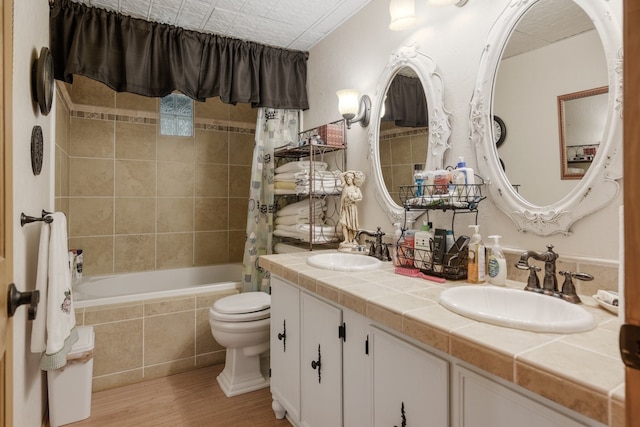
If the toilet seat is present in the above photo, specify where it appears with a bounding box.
[210,292,271,322]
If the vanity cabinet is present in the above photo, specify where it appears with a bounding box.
[452,365,591,427]
[371,327,449,427]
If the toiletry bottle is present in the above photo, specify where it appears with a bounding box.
[422,170,435,197]
[433,169,450,195]
[487,235,507,286]
[414,164,425,197]
[467,225,485,284]
[414,221,432,270]
[445,229,455,253]
[452,157,475,202]
[404,230,416,268]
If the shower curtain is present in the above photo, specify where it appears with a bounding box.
[242,109,300,293]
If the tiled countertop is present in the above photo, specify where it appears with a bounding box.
[259,250,625,427]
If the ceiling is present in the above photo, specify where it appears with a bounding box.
[73,0,372,51]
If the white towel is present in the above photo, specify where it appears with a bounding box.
[277,198,326,216]
[31,212,78,371]
[275,160,328,174]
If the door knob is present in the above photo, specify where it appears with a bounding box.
[7,283,40,320]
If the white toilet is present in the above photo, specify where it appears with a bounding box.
[208,291,271,397]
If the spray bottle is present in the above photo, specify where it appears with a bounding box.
[487,235,507,286]
[467,225,485,283]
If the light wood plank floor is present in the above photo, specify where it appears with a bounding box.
[68,365,291,426]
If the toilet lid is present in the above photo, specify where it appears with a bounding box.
[213,292,271,315]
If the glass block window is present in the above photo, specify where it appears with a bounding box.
[160,93,193,137]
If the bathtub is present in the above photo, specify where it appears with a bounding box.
[73,264,243,308]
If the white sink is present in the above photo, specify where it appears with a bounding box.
[307,253,382,272]
[438,286,596,333]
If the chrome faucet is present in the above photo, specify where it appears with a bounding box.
[516,244,559,295]
[355,227,391,261]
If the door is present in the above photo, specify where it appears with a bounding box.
[0,0,12,425]
[624,2,640,426]
[342,308,371,427]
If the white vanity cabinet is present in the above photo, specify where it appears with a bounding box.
[270,277,301,423]
[342,308,372,427]
[452,365,592,427]
[370,327,449,427]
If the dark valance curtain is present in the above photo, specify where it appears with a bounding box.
[49,0,309,109]
[382,75,428,127]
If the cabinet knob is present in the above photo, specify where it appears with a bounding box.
[311,344,322,383]
[278,320,286,351]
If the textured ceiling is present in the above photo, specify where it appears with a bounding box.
[73,0,372,51]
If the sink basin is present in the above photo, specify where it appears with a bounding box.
[438,286,596,333]
[307,253,382,272]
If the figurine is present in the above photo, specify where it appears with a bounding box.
[339,170,365,248]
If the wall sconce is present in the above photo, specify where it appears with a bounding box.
[427,0,468,6]
[389,0,416,31]
[336,89,371,129]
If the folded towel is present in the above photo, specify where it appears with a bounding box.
[276,223,337,235]
[275,160,328,174]
[277,198,326,216]
[31,212,78,371]
[274,228,339,243]
[274,172,299,182]
[275,212,324,226]
[274,181,297,190]
[275,189,298,195]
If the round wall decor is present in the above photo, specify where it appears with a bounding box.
[31,125,43,175]
[32,47,54,116]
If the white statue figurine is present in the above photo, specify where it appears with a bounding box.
[339,170,365,248]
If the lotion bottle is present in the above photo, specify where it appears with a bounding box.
[467,225,485,284]
[487,235,507,286]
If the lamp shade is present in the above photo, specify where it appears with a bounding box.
[389,0,416,31]
[336,89,360,118]
[427,0,468,6]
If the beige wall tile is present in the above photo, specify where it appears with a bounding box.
[391,163,413,188]
[115,198,156,234]
[228,230,246,263]
[196,307,223,354]
[228,197,248,230]
[390,136,412,165]
[114,235,156,272]
[229,103,257,123]
[115,160,156,197]
[69,158,114,196]
[145,296,195,316]
[70,75,116,108]
[158,134,194,162]
[70,118,115,158]
[379,139,392,166]
[196,351,226,368]
[410,133,429,164]
[84,303,143,324]
[115,122,157,160]
[195,198,228,231]
[195,289,239,309]
[55,92,70,153]
[92,369,144,392]
[195,129,228,164]
[144,358,196,381]
[195,164,228,197]
[68,236,114,275]
[229,165,250,197]
[116,92,157,112]
[228,133,254,165]
[69,198,114,237]
[92,319,143,376]
[194,231,229,265]
[157,198,194,232]
[194,97,229,120]
[144,311,195,365]
[157,233,194,269]
[157,161,195,197]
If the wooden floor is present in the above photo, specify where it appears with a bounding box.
[68,365,291,427]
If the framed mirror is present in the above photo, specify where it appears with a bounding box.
[368,44,452,225]
[470,0,622,236]
[558,86,608,180]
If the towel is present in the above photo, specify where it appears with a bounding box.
[275,160,328,174]
[275,212,324,226]
[31,212,78,371]
[277,198,326,217]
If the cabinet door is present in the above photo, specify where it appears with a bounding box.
[300,292,343,427]
[342,308,371,427]
[270,277,301,423]
[452,365,590,427]
[371,327,449,427]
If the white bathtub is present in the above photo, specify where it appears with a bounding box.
[73,264,243,308]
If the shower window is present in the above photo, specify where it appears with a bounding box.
[160,93,193,137]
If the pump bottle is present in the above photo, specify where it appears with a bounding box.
[467,224,485,283]
[487,235,507,286]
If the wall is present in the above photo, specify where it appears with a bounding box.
[12,1,53,426]
[55,76,255,275]
[305,0,622,271]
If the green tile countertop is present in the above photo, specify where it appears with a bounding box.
[259,250,625,427]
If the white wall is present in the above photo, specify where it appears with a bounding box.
[306,0,622,262]
[12,0,54,425]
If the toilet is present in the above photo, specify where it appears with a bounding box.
[208,291,271,397]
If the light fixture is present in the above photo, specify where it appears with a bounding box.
[336,89,371,129]
[427,0,468,6]
[389,0,416,31]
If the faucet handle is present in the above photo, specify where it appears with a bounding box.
[558,271,592,304]
[523,265,542,293]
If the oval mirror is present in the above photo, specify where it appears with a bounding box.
[470,0,622,235]
[369,45,452,225]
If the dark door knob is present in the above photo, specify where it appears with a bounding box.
[7,283,40,320]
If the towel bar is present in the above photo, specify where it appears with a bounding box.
[20,210,53,227]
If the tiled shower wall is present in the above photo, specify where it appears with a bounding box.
[55,76,256,275]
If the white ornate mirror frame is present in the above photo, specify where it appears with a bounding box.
[368,44,452,225]
[470,0,623,236]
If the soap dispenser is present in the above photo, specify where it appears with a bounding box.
[487,235,507,286]
[467,225,485,284]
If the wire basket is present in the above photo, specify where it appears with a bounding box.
[394,242,468,280]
